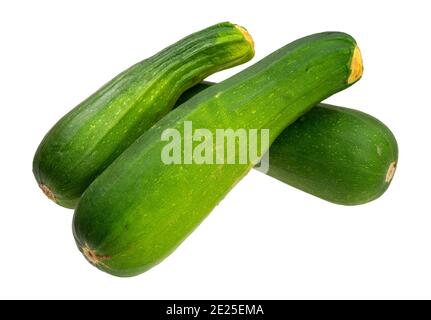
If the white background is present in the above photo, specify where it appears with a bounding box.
[1,0,430,299]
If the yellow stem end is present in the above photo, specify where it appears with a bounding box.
[235,24,254,49]
[348,46,363,84]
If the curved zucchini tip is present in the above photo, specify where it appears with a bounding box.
[348,46,363,84]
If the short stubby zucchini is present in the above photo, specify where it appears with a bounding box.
[177,82,398,205]
[33,22,255,208]
[73,32,363,276]
[261,104,398,205]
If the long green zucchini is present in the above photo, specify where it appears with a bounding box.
[176,82,398,205]
[33,22,255,208]
[73,32,363,276]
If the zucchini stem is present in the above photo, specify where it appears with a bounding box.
[385,161,397,183]
[39,183,56,203]
[82,244,110,267]
[234,24,254,49]
[348,46,363,84]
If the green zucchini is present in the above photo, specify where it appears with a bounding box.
[33,22,255,208]
[262,104,397,205]
[73,32,363,276]
[176,82,398,205]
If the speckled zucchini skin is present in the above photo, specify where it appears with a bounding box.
[33,22,254,208]
[177,82,398,205]
[73,32,362,276]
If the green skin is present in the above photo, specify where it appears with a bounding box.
[33,22,255,208]
[73,32,360,277]
[177,82,398,205]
